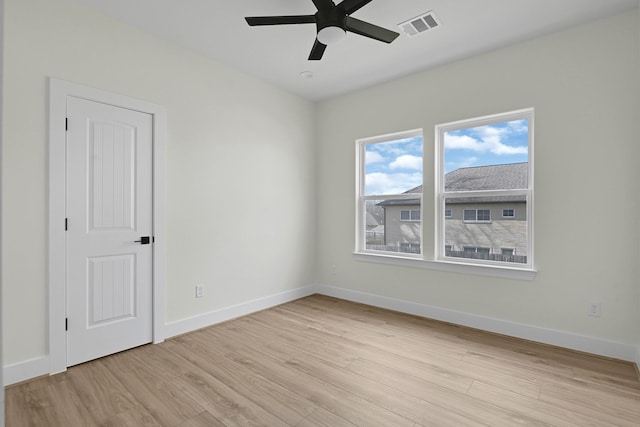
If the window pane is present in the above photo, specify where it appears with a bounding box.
[440,112,532,266]
[364,136,423,196]
[366,199,421,254]
[477,209,491,221]
[446,199,528,264]
[444,119,528,182]
[463,209,476,221]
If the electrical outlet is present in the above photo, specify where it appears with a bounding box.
[588,302,601,317]
[195,284,205,298]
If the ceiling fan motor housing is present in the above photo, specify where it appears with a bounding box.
[316,5,347,32]
[316,4,347,44]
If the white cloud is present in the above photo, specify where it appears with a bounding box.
[365,172,422,195]
[365,151,385,164]
[444,128,527,156]
[390,154,423,170]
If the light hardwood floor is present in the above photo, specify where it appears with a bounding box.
[6,295,640,426]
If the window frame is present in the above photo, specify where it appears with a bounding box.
[435,108,534,270]
[354,109,535,280]
[355,129,423,258]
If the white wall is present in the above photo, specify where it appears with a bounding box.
[0,0,4,420]
[317,11,640,355]
[2,0,316,368]
[637,0,640,370]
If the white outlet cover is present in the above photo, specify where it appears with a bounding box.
[196,284,205,298]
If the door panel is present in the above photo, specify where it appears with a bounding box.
[88,121,136,231]
[66,96,153,367]
[88,255,135,325]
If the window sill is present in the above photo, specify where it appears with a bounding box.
[353,252,537,281]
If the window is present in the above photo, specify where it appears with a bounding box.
[355,109,534,276]
[356,129,423,256]
[463,209,491,222]
[436,108,533,268]
[400,209,420,221]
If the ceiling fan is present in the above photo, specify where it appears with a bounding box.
[245,0,400,60]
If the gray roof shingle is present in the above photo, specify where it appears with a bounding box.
[377,163,528,206]
[445,163,527,191]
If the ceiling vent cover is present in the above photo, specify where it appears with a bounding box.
[398,11,440,37]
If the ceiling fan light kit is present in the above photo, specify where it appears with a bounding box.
[317,26,347,45]
[245,0,400,60]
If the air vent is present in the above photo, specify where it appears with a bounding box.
[398,11,440,37]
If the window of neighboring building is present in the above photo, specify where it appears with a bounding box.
[400,209,420,221]
[436,108,533,268]
[463,209,491,222]
[444,209,452,218]
[356,129,423,256]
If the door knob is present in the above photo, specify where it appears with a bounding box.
[134,236,151,245]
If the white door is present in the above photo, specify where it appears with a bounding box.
[66,96,153,367]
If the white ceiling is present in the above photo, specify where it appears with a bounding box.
[80,0,638,101]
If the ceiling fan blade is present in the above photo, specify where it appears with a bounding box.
[312,0,335,10]
[345,16,399,43]
[308,39,327,60]
[339,0,374,15]
[245,15,316,26]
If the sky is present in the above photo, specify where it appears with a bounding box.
[364,119,529,195]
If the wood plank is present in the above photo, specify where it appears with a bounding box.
[100,349,205,426]
[295,407,358,427]
[6,295,640,427]
[99,405,162,427]
[167,333,317,425]
[171,370,291,427]
[65,359,137,423]
[226,347,415,427]
[175,411,226,427]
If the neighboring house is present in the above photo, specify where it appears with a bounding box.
[378,163,528,262]
[365,203,386,245]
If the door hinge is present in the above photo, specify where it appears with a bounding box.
[65,318,68,331]
[65,117,68,131]
[65,218,68,231]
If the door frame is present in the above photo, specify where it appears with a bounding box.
[48,78,166,375]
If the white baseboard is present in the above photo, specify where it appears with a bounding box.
[3,356,50,387]
[163,284,316,339]
[316,284,638,363]
[635,346,640,379]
